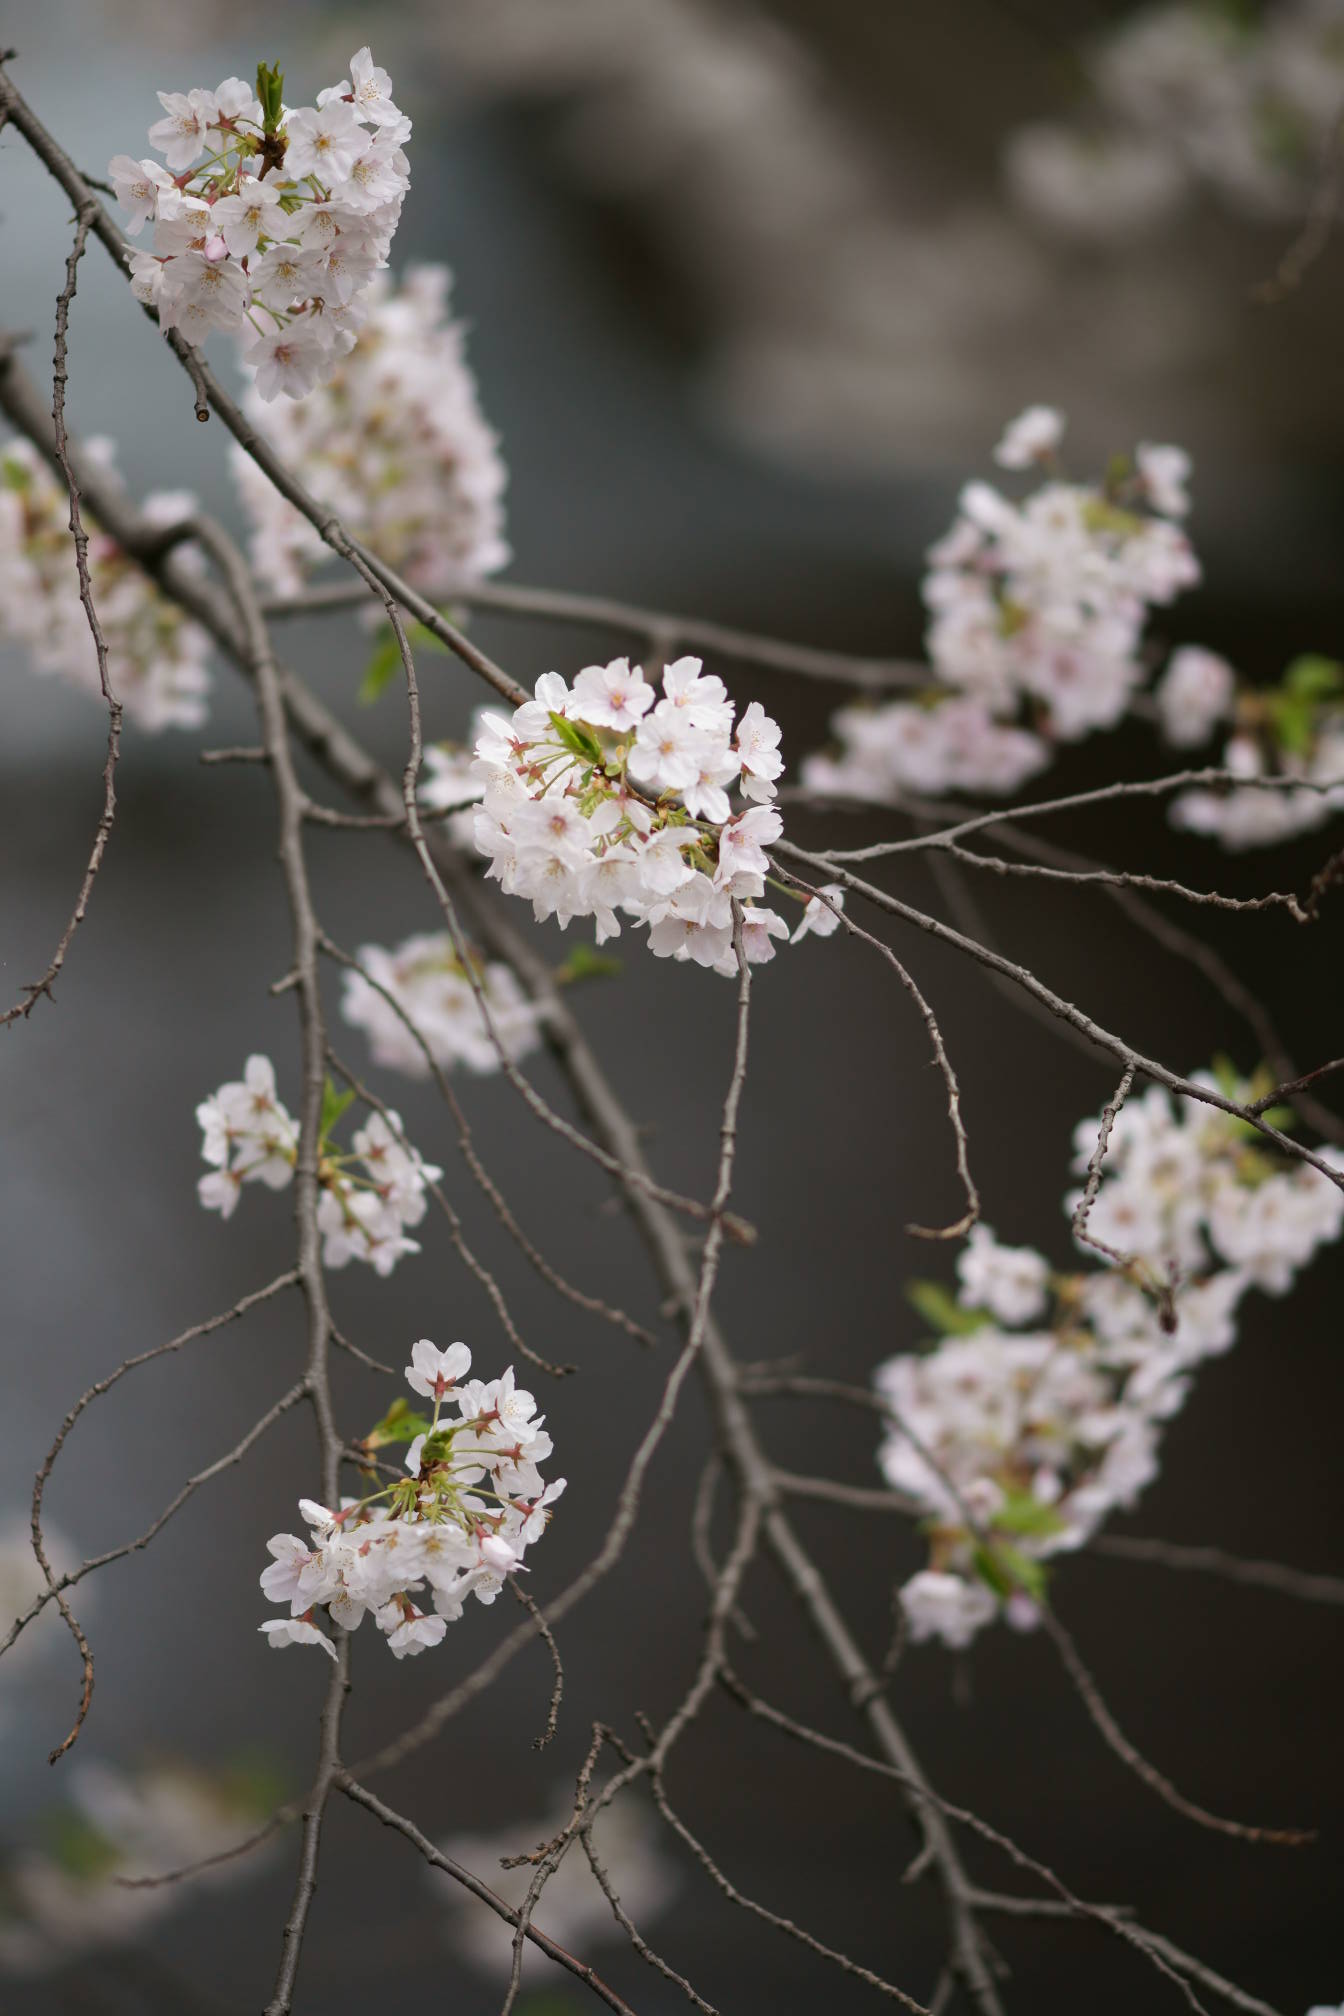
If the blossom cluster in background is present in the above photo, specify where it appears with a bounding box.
[0,437,212,730]
[196,1055,440,1275]
[801,406,1344,851]
[471,655,837,972]
[260,1339,565,1660]
[804,407,1199,802]
[434,1795,676,1975]
[111,49,410,398]
[1064,1068,1344,1293]
[0,1760,276,1973]
[340,931,545,1077]
[232,265,508,599]
[1167,653,1344,850]
[880,1070,1344,1650]
[1005,1,1344,245]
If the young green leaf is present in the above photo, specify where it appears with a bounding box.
[993,1491,1069,1540]
[319,1076,358,1144]
[555,944,624,985]
[548,711,603,764]
[906,1279,991,1336]
[364,1397,432,1449]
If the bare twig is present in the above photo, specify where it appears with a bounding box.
[338,1775,640,2014]
[511,1583,565,1750]
[776,841,1344,1194]
[1091,1535,1344,1606]
[771,863,979,1238]
[320,940,657,1349]
[2,207,121,1031]
[1041,1609,1313,1846]
[261,575,927,692]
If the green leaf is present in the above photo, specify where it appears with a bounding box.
[358,630,404,706]
[256,61,285,134]
[1081,498,1146,540]
[1210,1053,1243,1100]
[971,1542,1048,1605]
[1283,654,1344,701]
[357,619,454,705]
[364,1397,432,1449]
[319,1076,357,1144]
[992,1491,1069,1540]
[1256,1104,1295,1132]
[555,944,623,986]
[218,1753,290,1817]
[905,1280,991,1336]
[548,711,603,764]
[1264,690,1316,758]
[48,1812,120,1882]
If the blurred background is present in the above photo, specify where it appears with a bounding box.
[2,1,1342,2010]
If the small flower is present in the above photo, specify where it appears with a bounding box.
[791,885,845,942]
[405,1338,472,1401]
[1136,442,1191,518]
[993,405,1064,469]
[259,1616,338,1660]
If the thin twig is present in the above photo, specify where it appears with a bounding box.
[1091,1535,1344,1606]
[2,206,121,1031]
[776,841,1344,1194]
[1041,1609,1313,1846]
[261,576,926,692]
[771,863,979,1238]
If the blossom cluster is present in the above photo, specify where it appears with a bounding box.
[925,407,1198,738]
[0,1760,275,1973]
[803,408,1199,804]
[471,655,838,971]
[800,692,1049,805]
[340,932,545,1078]
[110,50,409,399]
[231,264,508,599]
[1165,653,1344,850]
[1064,1069,1344,1294]
[260,1338,565,1660]
[0,436,212,730]
[879,1070,1344,1651]
[196,1054,440,1275]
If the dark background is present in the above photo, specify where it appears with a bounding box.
[2,3,1342,2011]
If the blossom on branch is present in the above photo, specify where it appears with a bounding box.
[231,265,508,599]
[259,1339,565,1658]
[196,1055,441,1274]
[471,655,826,971]
[339,932,545,1077]
[0,437,212,730]
[110,50,410,398]
[875,1071,1344,1648]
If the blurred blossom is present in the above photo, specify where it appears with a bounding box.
[1008,0,1344,237]
[1003,123,1189,244]
[433,1792,677,1973]
[0,1519,83,1686]
[0,1759,278,1973]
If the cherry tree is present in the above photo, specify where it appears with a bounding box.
[1,39,1342,2016]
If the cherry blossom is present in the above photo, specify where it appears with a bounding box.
[258,1338,564,1660]
[110,50,411,400]
[232,265,508,600]
[196,1057,440,1274]
[0,436,212,730]
[339,931,544,1077]
[877,1064,1344,1649]
[471,655,832,969]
